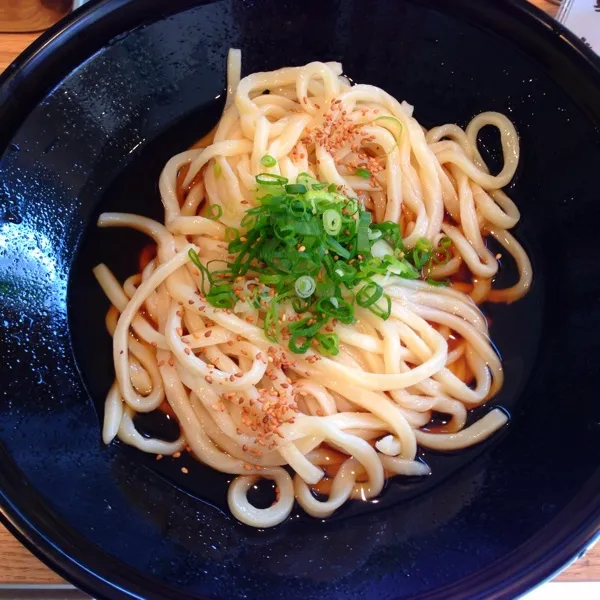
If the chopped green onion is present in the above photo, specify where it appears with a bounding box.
[274,221,296,243]
[213,162,222,178]
[356,282,383,308]
[331,261,357,283]
[225,227,239,242]
[415,238,432,252]
[240,212,257,229]
[285,183,307,194]
[325,236,351,259]
[368,293,392,319]
[292,297,311,313]
[190,174,451,355]
[374,116,403,142]
[207,291,235,308]
[187,248,213,296]
[357,257,386,278]
[206,204,223,221]
[289,316,323,337]
[386,256,420,279]
[263,299,280,342]
[431,236,453,265]
[426,278,450,287]
[315,296,354,324]
[259,273,285,285]
[297,172,320,189]
[188,248,203,270]
[410,237,433,269]
[323,209,342,235]
[260,154,277,167]
[315,333,339,356]
[288,334,312,354]
[370,239,394,258]
[356,211,372,254]
[432,248,451,265]
[263,292,291,342]
[295,275,316,299]
[256,173,288,186]
[355,167,371,178]
[370,222,404,252]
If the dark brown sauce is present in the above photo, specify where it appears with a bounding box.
[134,409,180,442]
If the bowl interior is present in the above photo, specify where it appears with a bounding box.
[1,1,599,599]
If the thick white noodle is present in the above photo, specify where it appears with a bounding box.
[94,50,529,528]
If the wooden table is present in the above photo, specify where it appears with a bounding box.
[0,0,598,590]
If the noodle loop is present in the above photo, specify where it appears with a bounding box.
[94,50,530,527]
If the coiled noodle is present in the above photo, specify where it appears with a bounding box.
[94,50,531,527]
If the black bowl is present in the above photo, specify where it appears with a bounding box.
[1,1,599,598]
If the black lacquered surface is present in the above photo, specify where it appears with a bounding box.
[0,1,599,599]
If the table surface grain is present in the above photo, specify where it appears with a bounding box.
[1,0,598,589]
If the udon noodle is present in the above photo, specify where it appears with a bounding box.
[94,49,532,527]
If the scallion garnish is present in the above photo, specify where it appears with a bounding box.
[374,116,403,140]
[368,293,392,319]
[225,227,239,242]
[295,275,316,299]
[315,333,339,356]
[323,209,342,236]
[260,154,277,167]
[193,175,452,355]
[285,183,307,195]
[356,211,372,254]
[188,247,203,270]
[425,278,450,287]
[256,173,288,186]
[355,167,371,178]
[356,281,384,308]
[206,204,223,221]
